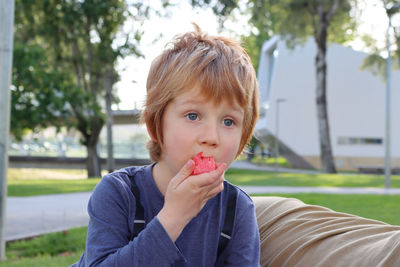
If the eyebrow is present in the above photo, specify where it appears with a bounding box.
[177,99,244,114]
[178,99,204,106]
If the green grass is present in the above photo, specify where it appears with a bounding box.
[8,179,101,197]
[8,168,89,180]
[7,168,101,196]
[254,193,400,226]
[1,227,87,266]
[225,169,400,188]
[251,156,292,167]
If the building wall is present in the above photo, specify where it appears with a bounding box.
[256,37,400,170]
[304,155,400,171]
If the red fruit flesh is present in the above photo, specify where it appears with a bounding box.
[192,152,216,175]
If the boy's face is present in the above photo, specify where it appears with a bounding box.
[159,85,244,178]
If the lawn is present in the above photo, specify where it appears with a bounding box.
[225,168,400,188]
[1,227,86,266]
[8,178,100,197]
[7,168,100,196]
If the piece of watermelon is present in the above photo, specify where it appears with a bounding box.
[192,152,216,175]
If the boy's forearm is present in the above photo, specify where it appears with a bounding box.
[157,207,191,242]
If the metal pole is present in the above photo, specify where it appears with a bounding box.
[275,98,286,172]
[274,100,279,171]
[384,13,392,189]
[105,72,115,173]
[0,0,15,261]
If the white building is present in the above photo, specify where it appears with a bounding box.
[256,36,400,171]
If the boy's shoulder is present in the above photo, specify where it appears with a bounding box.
[223,181,255,212]
[94,164,153,196]
[224,181,253,202]
[103,164,152,181]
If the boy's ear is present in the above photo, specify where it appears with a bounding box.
[145,120,157,143]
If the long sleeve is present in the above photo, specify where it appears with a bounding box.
[82,174,186,266]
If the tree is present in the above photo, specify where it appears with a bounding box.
[361,0,400,77]
[11,42,72,140]
[13,0,149,177]
[193,0,358,173]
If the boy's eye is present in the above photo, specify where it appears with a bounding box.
[186,113,198,121]
[223,119,234,127]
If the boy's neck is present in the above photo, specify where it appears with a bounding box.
[152,161,172,196]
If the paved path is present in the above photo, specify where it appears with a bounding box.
[230,161,321,174]
[6,192,90,241]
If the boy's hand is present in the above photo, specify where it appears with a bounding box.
[157,160,226,242]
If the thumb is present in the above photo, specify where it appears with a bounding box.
[171,159,195,187]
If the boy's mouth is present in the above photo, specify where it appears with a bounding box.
[191,152,217,175]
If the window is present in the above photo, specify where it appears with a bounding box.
[338,137,383,145]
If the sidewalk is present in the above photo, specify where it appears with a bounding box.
[6,192,90,241]
[230,160,321,174]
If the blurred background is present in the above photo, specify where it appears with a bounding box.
[6,0,400,177]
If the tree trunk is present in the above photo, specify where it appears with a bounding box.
[86,136,101,178]
[83,113,104,178]
[315,12,337,173]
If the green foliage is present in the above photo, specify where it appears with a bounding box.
[7,227,87,258]
[199,0,357,70]
[190,0,239,18]
[11,42,72,140]
[0,252,83,267]
[360,0,400,78]
[1,227,87,266]
[13,0,152,176]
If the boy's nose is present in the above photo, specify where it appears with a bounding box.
[199,122,219,147]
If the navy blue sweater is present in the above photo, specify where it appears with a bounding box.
[73,164,260,266]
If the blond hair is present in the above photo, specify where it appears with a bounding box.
[142,24,259,162]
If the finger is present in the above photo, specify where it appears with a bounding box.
[170,159,195,187]
[193,163,226,187]
[205,180,224,199]
[204,169,224,193]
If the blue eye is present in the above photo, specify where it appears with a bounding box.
[187,113,198,121]
[224,119,234,127]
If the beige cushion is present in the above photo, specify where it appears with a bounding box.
[252,196,400,267]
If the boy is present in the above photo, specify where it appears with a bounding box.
[73,24,260,266]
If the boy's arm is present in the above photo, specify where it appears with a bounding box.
[83,175,185,266]
[83,162,226,266]
[157,160,226,241]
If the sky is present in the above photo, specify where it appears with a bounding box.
[115,1,226,110]
[115,0,392,111]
